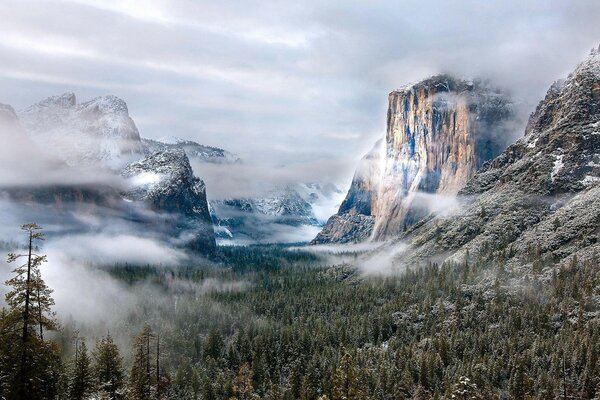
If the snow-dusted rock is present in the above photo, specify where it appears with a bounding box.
[122,149,216,253]
[19,92,143,169]
[142,136,239,164]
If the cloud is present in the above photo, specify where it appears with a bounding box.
[47,233,185,266]
[192,158,356,200]
[2,0,598,183]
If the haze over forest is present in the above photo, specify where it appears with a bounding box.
[0,1,600,399]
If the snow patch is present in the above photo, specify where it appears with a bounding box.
[551,154,564,182]
[129,171,164,187]
[526,137,538,149]
[582,175,600,186]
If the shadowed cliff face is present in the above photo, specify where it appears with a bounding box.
[313,75,514,244]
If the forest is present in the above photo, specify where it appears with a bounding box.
[1,224,600,400]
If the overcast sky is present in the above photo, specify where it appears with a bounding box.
[1,0,599,185]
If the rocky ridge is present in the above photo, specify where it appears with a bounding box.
[122,149,216,252]
[142,136,239,164]
[377,47,600,271]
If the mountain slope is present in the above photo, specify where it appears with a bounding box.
[379,48,600,270]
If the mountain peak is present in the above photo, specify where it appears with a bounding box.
[28,92,76,110]
[78,94,130,116]
[18,92,142,169]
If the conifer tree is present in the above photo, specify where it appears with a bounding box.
[94,333,125,399]
[1,223,60,399]
[129,325,155,400]
[69,339,95,400]
[331,353,365,400]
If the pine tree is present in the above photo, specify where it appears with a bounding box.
[94,333,125,399]
[69,339,95,400]
[129,325,155,400]
[230,362,256,400]
[331,353,366,400]
[1,223,61,399]
[450,376,482,400]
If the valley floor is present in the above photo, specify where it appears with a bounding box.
[93,245,600,399]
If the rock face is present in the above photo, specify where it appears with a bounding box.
[311,140,383,244]
[381,48,600,270]
[122,149,216,253]
[142,136,239,164]
[19,92,143,169]
[314,76,514,243]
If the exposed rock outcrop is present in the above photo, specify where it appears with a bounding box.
[314,76,514,243]
[122,149,216,253]
[142,136,240,164]
[311,140,382,244]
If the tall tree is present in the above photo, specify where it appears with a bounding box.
[129,325,155,400]
[1,223,60,399]
[94,333,125,400]
[69,339,94,400]
[331,353,366,400]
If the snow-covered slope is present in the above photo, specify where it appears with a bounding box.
[142,136,239,164]
[19,92,143,169]
[210,183,342,244]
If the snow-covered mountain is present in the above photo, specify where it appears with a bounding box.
[122,149,215,252]
[211,183,343,244]
[0,93,219,253]
[142,136,239,164]
[3,91,344,248]
[19,92,143,170]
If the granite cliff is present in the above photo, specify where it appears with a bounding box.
[374,47,600,270]
[313,76,514,243]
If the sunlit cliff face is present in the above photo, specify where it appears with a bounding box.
[371,76,514,239]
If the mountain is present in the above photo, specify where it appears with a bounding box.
[18,92,143,169]
[142,136,239,164]
[373,47,600,270]
[313,76,515,244]
[210,186,321,243]
[1,93,217,254]
[122,149,216,253]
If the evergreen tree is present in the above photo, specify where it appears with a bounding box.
[94,333,125,399]
[69,340,94,400]
[450,376,482,400]
[230,362,257,400]
[0,223,61,400]
[129,325,155,400]
[331,353,366,400]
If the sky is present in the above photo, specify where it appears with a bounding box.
[1,0,600,187]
